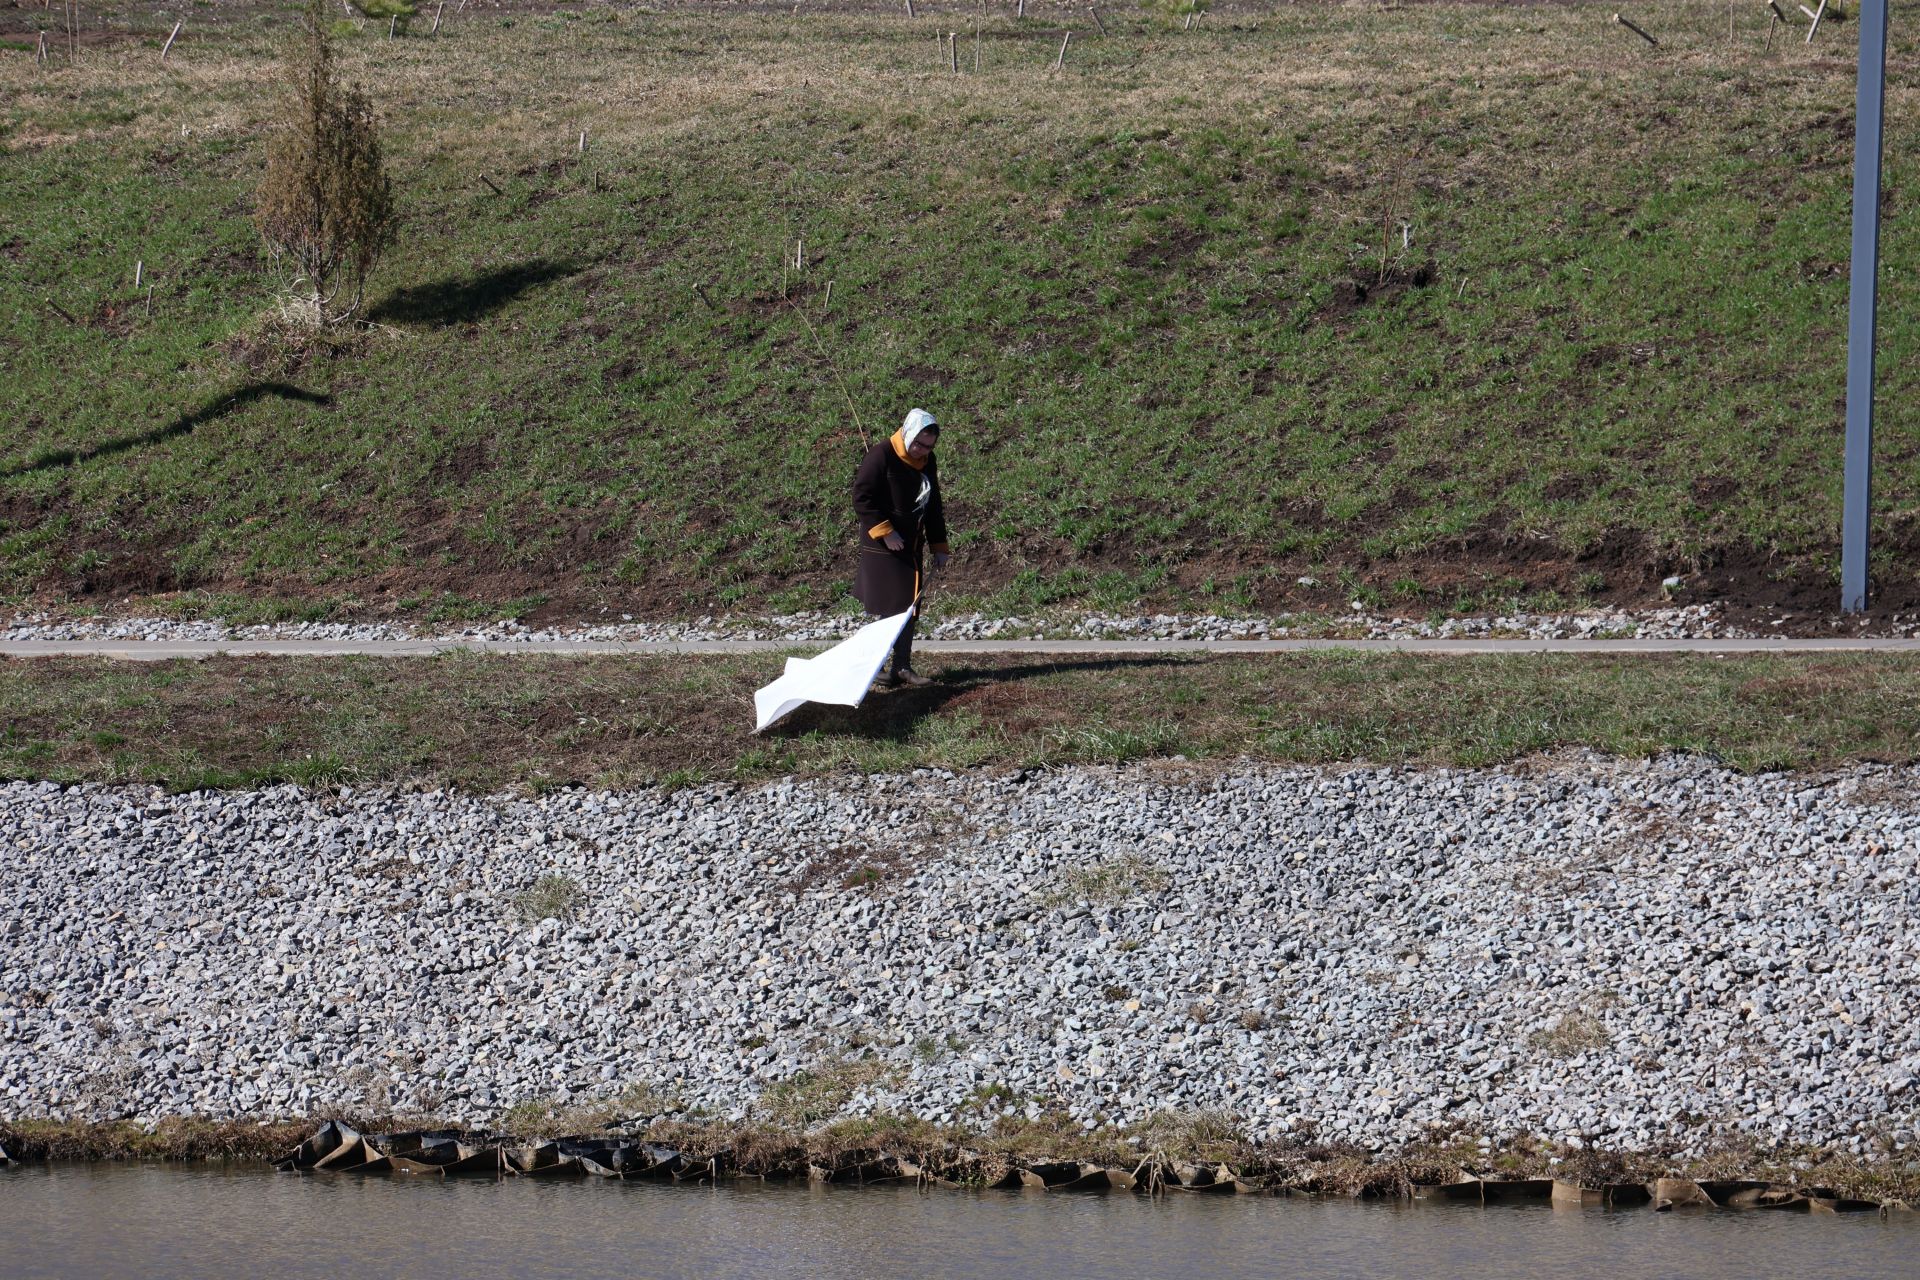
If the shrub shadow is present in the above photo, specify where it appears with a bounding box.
[368,259,581,326]
[2,382,331,478]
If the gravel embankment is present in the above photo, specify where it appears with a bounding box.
[3,756,1916,1158]
[0,603,1783,644]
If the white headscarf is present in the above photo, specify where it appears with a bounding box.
[900,408,939,452]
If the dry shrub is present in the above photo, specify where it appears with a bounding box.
[255,0,396,328]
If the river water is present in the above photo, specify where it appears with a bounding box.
[2,1164,1915,1279]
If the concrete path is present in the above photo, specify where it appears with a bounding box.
[4,636,1918,660]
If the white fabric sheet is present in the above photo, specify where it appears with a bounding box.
[753,609,913,733]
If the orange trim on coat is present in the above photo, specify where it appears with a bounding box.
[869,520,896,539]
[889,428,928,471]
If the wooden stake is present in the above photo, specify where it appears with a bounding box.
[905,0,915,15]
[1767,0,1789,19]
[160,19,181,62]
[1766,11,1778,49]
[145,286,153,318]
[36,31,47,65]
[1796,3,1817,17]
[1184,10,1194,31]
[1090,6,1106,35]
[694,282,717,310]
[974,9,981,71]
[1612,13,1658,46]
[42,297,79,325]
[578,127,588,154]
[431,2,443,34]
[823,280,833,308]
[1016,0,1024,18]
[479,172,502,195]
[949,31,958,72]
[1055,29,1070,68]
[1804,0,1827,42]
[388,13,397,37]
[134,260,143,289]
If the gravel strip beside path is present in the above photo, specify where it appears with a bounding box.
[10,602,1904,648]
[5,756,1915,1158]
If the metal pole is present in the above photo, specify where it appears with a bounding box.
[1841,0,1889,613]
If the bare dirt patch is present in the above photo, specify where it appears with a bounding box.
[1124,227,1208,271]
[1319,262,1437,323]
[1693,523,1920,628]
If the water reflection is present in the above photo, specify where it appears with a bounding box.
[2,1164,1913,1280]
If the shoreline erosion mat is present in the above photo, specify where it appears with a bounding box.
[259,1121,1911,1209]
[5,651,1920,789]
[6,3,1920,622]
[3,1118,1915,1207]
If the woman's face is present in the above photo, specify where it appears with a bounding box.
[908,430,938,463]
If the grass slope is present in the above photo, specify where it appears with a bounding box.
[4,651,1918,790]
[4,2,1920,621]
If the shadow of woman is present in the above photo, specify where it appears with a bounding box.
[763,655,1190,744]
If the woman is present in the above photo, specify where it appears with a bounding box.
[852,408,951,687]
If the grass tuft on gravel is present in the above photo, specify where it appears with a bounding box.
[511,872,584,922]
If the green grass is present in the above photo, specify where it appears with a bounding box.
[3,3,1919,620]
[4,650,1919,790]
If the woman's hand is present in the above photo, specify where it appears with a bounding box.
[883,532,906,552]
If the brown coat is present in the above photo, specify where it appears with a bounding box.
[851,431,949,615]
